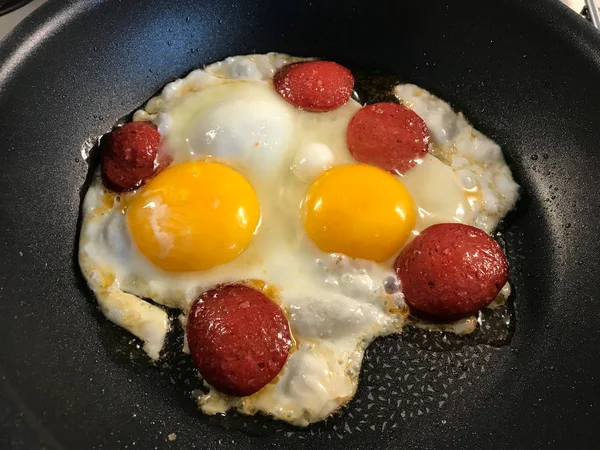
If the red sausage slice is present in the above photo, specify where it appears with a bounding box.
[273,61,354,112]
[347,103,430,175]
[187,284,292,397]
[101,122,171,192]
[394,223,509,320]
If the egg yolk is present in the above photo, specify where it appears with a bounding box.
[127,161,260,272]
[302,164,416,262]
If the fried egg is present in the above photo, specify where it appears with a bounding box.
[79,53,519,426]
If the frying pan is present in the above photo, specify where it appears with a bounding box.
[1,0,599,448]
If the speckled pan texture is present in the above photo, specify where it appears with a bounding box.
[1,1,600,449]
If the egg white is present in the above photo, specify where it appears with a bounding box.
[79,53,519,426]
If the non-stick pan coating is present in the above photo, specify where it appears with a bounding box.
[1,0,599,448]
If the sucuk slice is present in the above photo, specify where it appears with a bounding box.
[347,102,430,175]
[273,60,354,112]
[101,122,171,192]
[187,284,292,397]
[394,223,509,320]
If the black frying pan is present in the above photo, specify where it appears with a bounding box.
[1,0,600,448]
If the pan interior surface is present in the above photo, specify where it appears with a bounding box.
[0,0,599,448]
